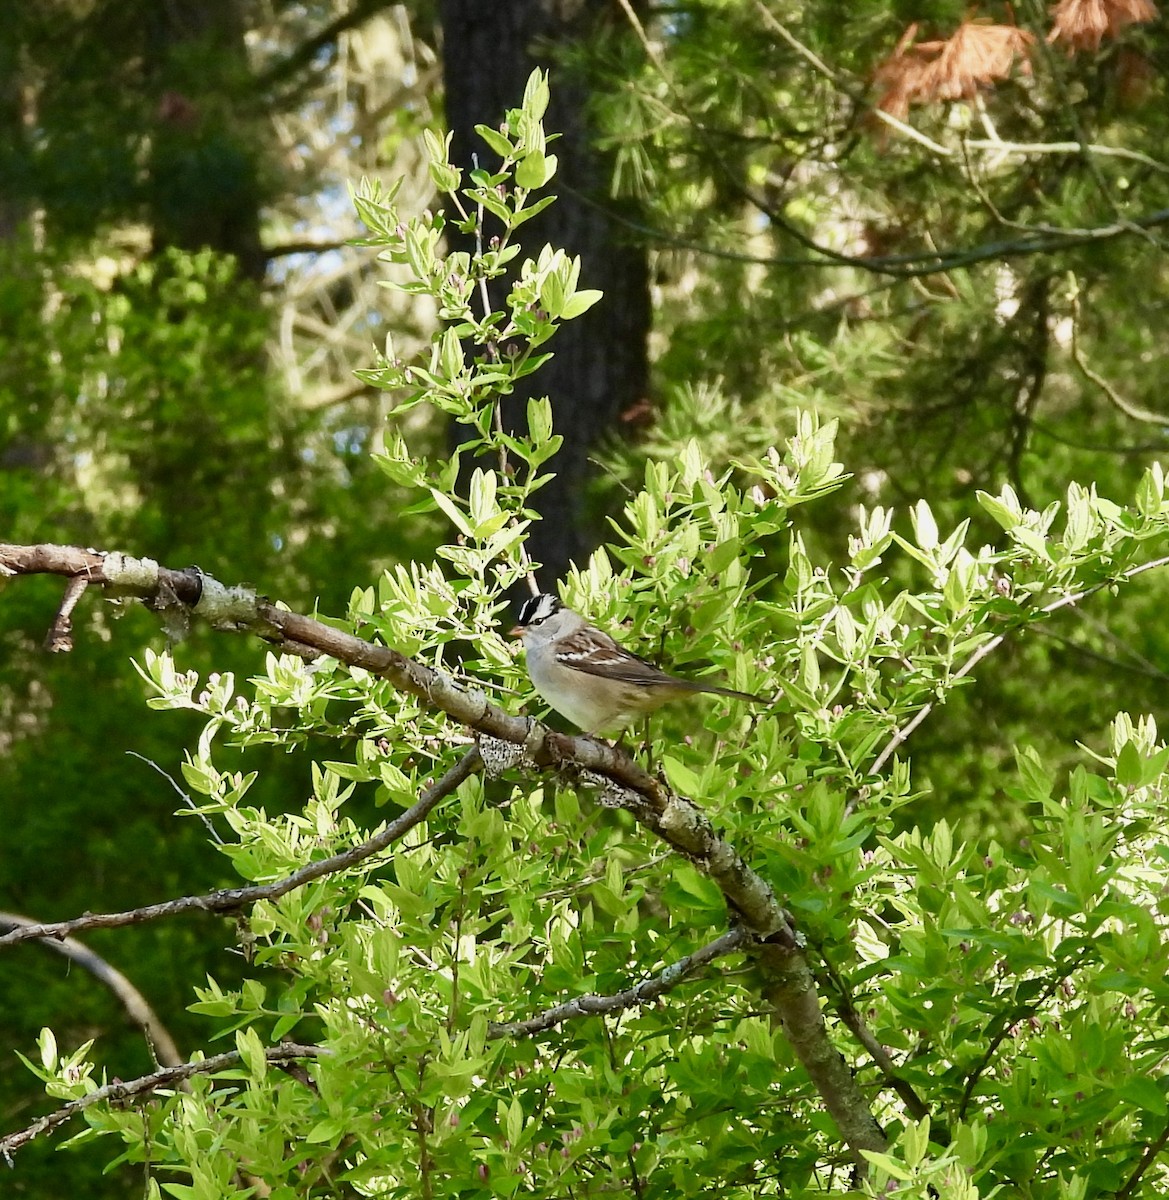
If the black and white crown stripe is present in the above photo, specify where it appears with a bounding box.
[516,593,562,627]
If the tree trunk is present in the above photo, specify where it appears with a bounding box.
[440,0,651,587]
[144,0,266,280]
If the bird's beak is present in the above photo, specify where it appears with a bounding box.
[508,624,525,639]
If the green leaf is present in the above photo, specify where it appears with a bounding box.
[911,499,938,551]
[1115,740,1143,788]
[510,194,558,227]
[661,754,702,795]
[38,1028,58,1073]
[860,1151,914,1181]
[236,1027,267,1082]
[161,1186,198,1200]
[439,327,465,380]
[1015,745,1053,801]
[891,532,938,570]
[428,158,461,194]
[306,1118,346,1145]
[527,395,553,444]
[977,488,1022,530]
[706,538,740,576]
[506,1096,524,1145]
[522,67,550,121]
[1136,464,1165,516]
[1029,879,1078,911]
[1118,1076,1168,1115]
[468,468,498,530]
[833,605,857,658]
[800,641,820,693]
[1064,484,1093,552]
[474,123,515,160]
[901,1116,930,1167]
[430,488,473,537]
[561,289,603,319]
[668,862,723,911]
[515,151,552,190]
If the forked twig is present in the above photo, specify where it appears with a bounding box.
[870,555,1169,776]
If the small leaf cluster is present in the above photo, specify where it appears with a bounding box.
[350,70,596,584]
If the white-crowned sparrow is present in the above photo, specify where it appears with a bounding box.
[509,592,761,733]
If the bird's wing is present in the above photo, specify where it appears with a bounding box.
[560,631,682,688]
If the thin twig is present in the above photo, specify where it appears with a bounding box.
[751,0,842,83]
[1065,607,1169,680]
[0,748,482,949]
[750,0,951,156]
[560,177,1169,279]
[1021,0,1161,252]
[0,912,183,1068]
[488,927,753,1038]
[1030,418,1169,457]
[44,575,87,653]
[964,138,1169,176]
[467,151,539,598]
[834,1000,929,1120]
[1116,1117,1169,1200]
[1028,623,1169,682]
[958,968,1068,1120]
[870,555,1169,776]
[1070,288,1169,425]
[127,751,223,845]
[0,1044,326,1158]
[815,950,930,1121]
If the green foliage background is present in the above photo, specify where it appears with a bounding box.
[3,1,1169,1196]
[587,0,1169,830]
